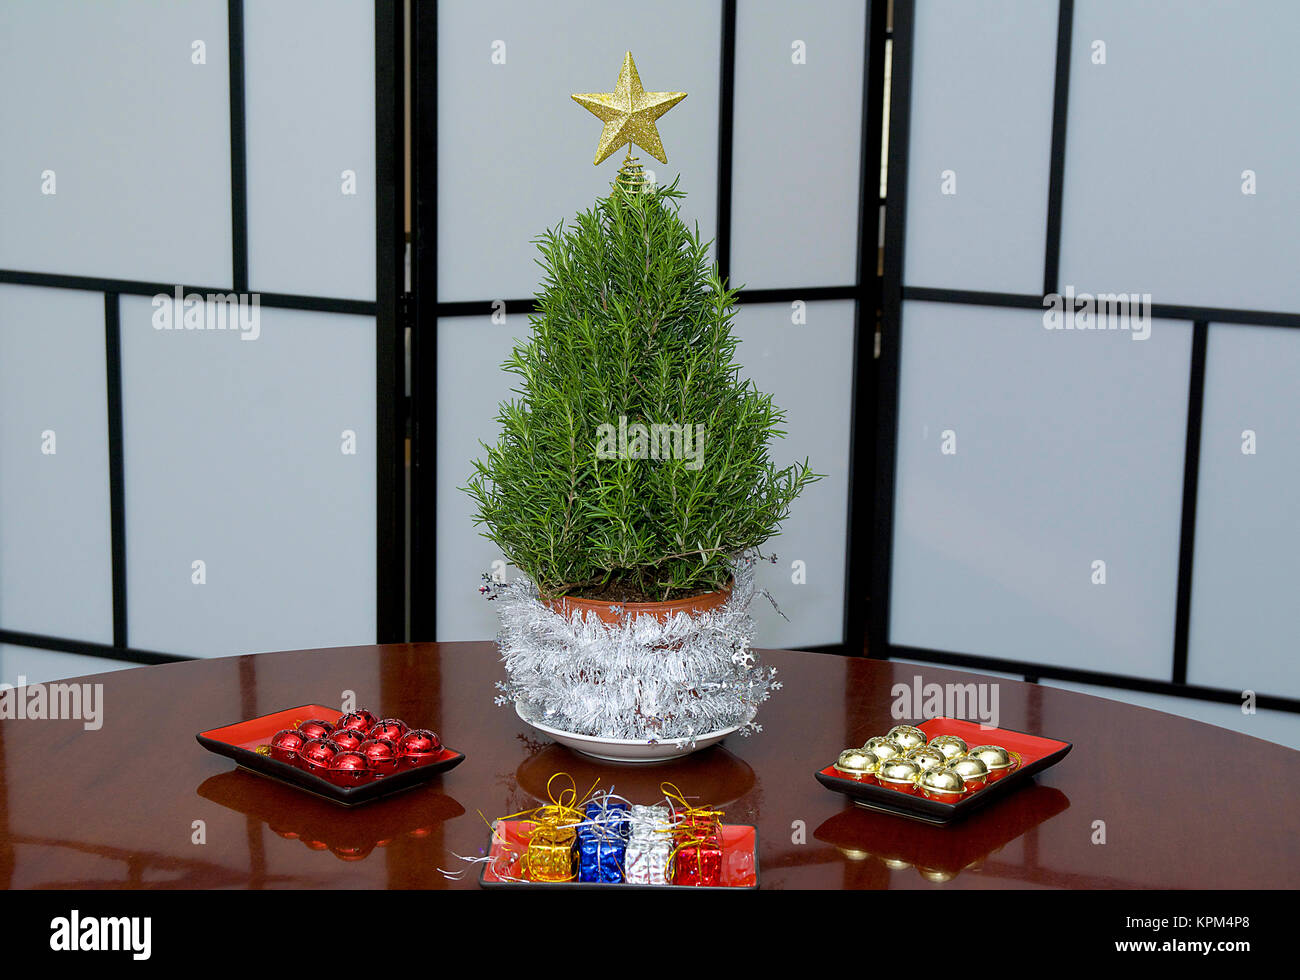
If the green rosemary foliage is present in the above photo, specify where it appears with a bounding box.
[465,164,818,601]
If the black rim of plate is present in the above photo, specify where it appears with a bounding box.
[814,724,1074,826]
[195,732,465,806]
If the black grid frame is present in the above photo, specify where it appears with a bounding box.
[409,0,889,656]
[872,0,1300,713]
[0,0,406,667]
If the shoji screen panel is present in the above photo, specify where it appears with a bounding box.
[730,0,867,290]
[120,299,378,658]
[1187,324,1300,700]
[1059,0,1300,313]
[902,0,1057,295]
[433,316,530,643]
[244,0,378,301]
[414,1,885,651]
[878,0,1300,730]
[0,2,403,676]
[888,301,1189,678]
[0,0,233,286]
[0,286,112,645]
[734,302,856,649]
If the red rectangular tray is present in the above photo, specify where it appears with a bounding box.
[479,819,759,889]
[196,704,465,806]
[814,718,1071,825]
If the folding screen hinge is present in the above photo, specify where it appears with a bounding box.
[399,291,413,331]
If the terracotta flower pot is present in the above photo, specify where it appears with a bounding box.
[543,581,732,626]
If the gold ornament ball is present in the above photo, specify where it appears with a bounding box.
[862,736,905,762]
[949,755,991,787]
[834,747,880,777]
[877,758,924,788]
[928,734,969,761]
[886,725,928,750]
[918,766,966,794]
[966,745,1017,772]
[905,745,947,772]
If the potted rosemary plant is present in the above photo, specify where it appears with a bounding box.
[464,54,817,760]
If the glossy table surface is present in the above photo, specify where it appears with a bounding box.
[0,642,1295,889]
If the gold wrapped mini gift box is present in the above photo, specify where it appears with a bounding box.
[526,822,577,882]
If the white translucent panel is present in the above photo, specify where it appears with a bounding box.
[0,285,112,643]
[730,0,866,289]
[435,316,532,642]
[903,0,1057,294]
[889,302,1190,679]
[0,644,138,688]
[119,298,376,657]
[0,1,232,286]
[1041,678,1300,751]
[1187,325,1300,699]
[1061,1,1300,312]
[245,0,376,301]
[436,0,722,301]
[734,301,854,648]
[887,657,1027,683]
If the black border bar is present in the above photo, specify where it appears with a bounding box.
[1171,321,1208,685]
[1042,0,1073,296]
[408,0,437,641]
[374,0,404,643]
[103,294,127,650]
[0,270,377,315]
[715,0,737,284]
[843,0,890,656]
[228,0,248,294]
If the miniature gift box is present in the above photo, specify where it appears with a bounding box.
[671,834,723,887]
[624,804,672,885]
[526,822,577,882]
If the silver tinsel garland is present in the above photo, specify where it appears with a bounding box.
[490,557,780,748]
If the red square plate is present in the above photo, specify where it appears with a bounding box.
[479,820,759,889]
[196,704,465,806]
[814,718,1071,825]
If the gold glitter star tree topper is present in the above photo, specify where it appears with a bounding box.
[572,52,686,166]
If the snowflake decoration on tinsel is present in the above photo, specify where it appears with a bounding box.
[485,556,780,748]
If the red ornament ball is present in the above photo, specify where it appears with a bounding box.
[397,729,442,765]
[328,750,371,787]
[298,738,338,774]
[326,728,365,752]
[368,718,409,743]
[297,719,334,740]
[269,728,308,762]
[358,738,400,776]
[336,709,379,733]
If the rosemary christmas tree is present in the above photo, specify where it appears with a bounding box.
[466,150,816,602]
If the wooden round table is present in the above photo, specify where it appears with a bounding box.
[0,642,1294,889]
